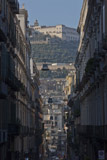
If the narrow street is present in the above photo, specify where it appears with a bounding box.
[40,77,68,160]
[0,0,107,160]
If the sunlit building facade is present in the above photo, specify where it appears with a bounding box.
[30,20,79,41]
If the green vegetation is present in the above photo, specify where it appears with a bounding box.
[30,32,78,78]
[30,32,79,63]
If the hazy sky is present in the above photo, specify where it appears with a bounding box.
[18,0,83,28]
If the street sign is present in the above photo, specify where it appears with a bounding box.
[98,150,105,160]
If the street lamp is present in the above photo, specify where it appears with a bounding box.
[41,63,49,71]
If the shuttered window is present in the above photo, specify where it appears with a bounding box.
[1,44,8,81]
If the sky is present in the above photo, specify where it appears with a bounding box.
[18,0,83,29]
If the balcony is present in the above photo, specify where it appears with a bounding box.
[1,51,21,92]
[7,19,16,47]
[5,73,21,92]
[76,125,107,140]
[8,123,21,135]
[8,0,19,14]
[0,82,8,98]
[13,76,22,92]
[8,124,30,136]
[77,57,101,92]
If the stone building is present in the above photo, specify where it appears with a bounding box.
[74,0,107,159]
[0,1,20,159]
[43,100,67,159]
[64,70,80,160]
[0,1,42,160]
[30,20,79,41]
[64,70,76,97]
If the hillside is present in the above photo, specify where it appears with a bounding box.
[30,32,79,63]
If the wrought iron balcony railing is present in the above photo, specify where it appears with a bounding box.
[5,73,21,92]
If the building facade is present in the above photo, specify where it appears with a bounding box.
[30,20,79,41]
[64,70,80,160]
[43,100,67,159]
[73,0,107,159]
[0,1,43,160]
[40,77,67,159]
[64,70,76,97]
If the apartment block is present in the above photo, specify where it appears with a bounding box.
[67,0,107,160]
[74,0,107,159]
[0,1,43,160]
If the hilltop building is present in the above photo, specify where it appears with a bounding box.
[30,20,79,41]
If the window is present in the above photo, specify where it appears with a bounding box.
[50,116,53,120]
[55,116,57,120]
[55,122,57,126]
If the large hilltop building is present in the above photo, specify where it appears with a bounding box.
[30,20,79,41]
